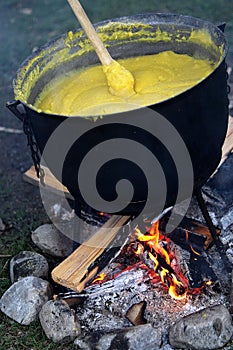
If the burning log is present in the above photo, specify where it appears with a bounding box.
[130,221,188,300]
[159,213,220,250]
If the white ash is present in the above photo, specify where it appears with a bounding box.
[74,264,230,338]
[84,269,145,297]
[221,207,233,230]
[226,246,233,264]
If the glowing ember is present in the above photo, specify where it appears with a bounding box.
[205,280,213,286]
[133,221,187,300]
[190,245,201,256]
[90,219,213,300]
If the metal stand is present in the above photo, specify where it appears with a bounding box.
[195,189,219,245]
[195,188,232,272]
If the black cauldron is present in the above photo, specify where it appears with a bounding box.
[7,13,229,216]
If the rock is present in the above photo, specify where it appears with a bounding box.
[39,300,81,343]
[74,338,91,350]
[31,224,73,257]
[0,276,52,325]
[0,218,6,231]
[160,345,174,350]
[169,304,233,350]
[116,324,161,350]
[10,250,49,283]
[74,324,162,350]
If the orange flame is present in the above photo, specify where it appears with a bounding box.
[134,243,144,255]
[137,222,170,265]
[205,280,213,286]
[148,251,159,271]
[92,273,106,284]
[133,221,188,300]
[168,274,187,300]
[89,220,207,301]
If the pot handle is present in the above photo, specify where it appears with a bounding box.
[6,100,26,122]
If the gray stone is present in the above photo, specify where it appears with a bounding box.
[10,250,49,283]
[31,224,73,257]
[0,276,52,325]
[95,333,119,350]
[123,324,162,350]
[160,345,174,350]
[169,304,233,350]
[74,338,91,350]
[39,300,81,343]
[0,218,6,231]
[74,324,162,350]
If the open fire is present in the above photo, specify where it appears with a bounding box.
[89,218,215,301]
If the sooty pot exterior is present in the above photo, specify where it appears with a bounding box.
[7,13,229,215]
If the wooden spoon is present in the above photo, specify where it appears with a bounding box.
[67,0,135,97]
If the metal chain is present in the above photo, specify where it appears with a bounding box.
[23,114,45,186]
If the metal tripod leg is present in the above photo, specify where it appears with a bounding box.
[195,189,219,245]
[195,188,232,272]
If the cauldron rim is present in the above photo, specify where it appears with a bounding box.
[12,12,228,119]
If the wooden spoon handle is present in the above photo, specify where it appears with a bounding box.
[67,0,113,66]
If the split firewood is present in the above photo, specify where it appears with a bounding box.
[52,215,130,292]
[126,301,147,326]
[214,116,233,172]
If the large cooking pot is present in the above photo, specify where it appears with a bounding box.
[7,13,229,216]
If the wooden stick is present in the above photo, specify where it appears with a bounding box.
[52,214,130,292]
[23,165,73,199]
[211,116,233,177]
[67,0,113,66]
[66,0,135,97]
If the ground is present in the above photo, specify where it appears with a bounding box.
[0,1,233,349]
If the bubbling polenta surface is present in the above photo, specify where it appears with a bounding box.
[34,51,216,116]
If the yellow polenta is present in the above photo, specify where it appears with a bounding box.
[34,51,215,116]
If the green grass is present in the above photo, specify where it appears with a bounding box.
[0,183,71,349]
[0,173,48,295]
[0,317,76,350]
